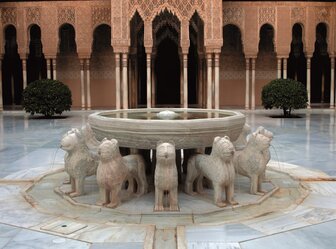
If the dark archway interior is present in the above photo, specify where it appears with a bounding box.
[223,24,243,54]
[155,38,180,105]
[2,25,23,106]
[311,23,330,104]
[59,23,77,54]
[130,12,146,107]
[153,11,181,106]
[288,24,306,85]
[258,24,275,53]
[187,12,203,107]
[92,24,112,53]
[27,25,47,84]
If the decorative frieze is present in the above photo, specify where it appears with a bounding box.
[291,7,305,24]
[27,7,41,25]
[58,7,75,25]
[92,7,111,27]
[223,7,243,27]
[1,7,17,25]
[259,7,275,26]
[315,7,330,23]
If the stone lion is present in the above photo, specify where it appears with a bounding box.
[96,139,129,208]
[233,129,272,195]
[185,136,238,207]
[154,142,179,211]
[60,127,99,197]
[123,154,148,196]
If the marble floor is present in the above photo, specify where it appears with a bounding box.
[0,108,335,249]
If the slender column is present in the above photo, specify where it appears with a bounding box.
[22,59,27,88]
[115,53,121,110]
[183,53,188,108]
[245,58,250,110]
[330,57,335,109]
[52,58,57,80]
[151,56,155,107]
[206,53,213,109]
[307,57,311,108]
[214,53,220,109]
[198,56,203,107]
[283,58,287,79]
[80,59,85,110]
[146,53,151,108]
[251,58,256,110]
[86,59,91,110]
[122,53,128,109]
[47,59,51,79]
[277,57,282,78]
[0,58,3,111]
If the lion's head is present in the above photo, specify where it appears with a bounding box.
[98,138,120,161]
[156,142,175,164]
[212,136,235,162]
[60,128,84,152]
[249,133,271,151]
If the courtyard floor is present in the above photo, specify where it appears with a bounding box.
[0,108,335,249]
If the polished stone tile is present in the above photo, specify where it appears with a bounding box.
[90,242,143,249]
[1,227,91,249]
[186,224,264,243]
[240,220,336,249]
[188,242,241,249]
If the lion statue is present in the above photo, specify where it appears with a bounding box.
[123,154,148,196]
[154,142,179,211]
[185,136,238,208]
[96,139,129,208]
[233,123,251,151]
[233,129,272,195]
[60,126,99,197]
[96,138,148,208]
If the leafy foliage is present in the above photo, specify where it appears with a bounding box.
[23,79,72,117]
[262,78,308,117]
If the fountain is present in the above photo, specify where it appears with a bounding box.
[88,108,246,149]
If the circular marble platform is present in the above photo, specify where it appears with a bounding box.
[24,165,309,227]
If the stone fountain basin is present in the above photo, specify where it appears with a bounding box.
[88,108,245,150]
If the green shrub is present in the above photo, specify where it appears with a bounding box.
[23,79,72,117]
[262,78,308,117]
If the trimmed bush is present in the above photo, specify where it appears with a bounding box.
[23,79,72,117]
[262,78,308,117]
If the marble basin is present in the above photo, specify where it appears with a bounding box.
[88,108,246,150]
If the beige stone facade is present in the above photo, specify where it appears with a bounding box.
[0,1,335,110]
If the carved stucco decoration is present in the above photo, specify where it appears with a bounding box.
[92,7,111,28]
[27,7,41,25]
[259,7,275,26]
[223,7,243,28]
[1,7,17,25]
[58,7,75,26]
[291,7,305,25]
[129,0,205,22]
[315,7,330,23]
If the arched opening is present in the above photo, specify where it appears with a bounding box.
[91,24,115,108]
[220,24,245,107]
[57,23,80,107]
[27,24,47,83]
[59,23,77,54]
[130,12,146,108]
[153,10,181,106]
[188,12,204,107]
[311,23,330,104]
[256,24,277,106]
[288,23,306,85]
[2,25,23,106]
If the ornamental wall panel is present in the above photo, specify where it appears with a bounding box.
[26,7,41,26]
[92,6,111,28]
[1,7,17,26]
